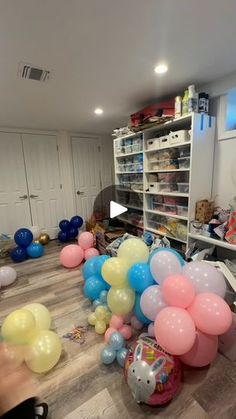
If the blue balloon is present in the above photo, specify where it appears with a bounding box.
[11,246,28,263]
[149,247,185,266]
[59,219,70,232]
[14,228,33,248]
[134,294,151,325]
[83,275,107,301]
[99,290,108,304]
[101,346,116,365]
[108,332,124,351]
[116,347,128,367]
[70,215,83,229]
[94,255,110,275]
[92,299,101,310]
[68,227,78,239]
[128,263,155,293]
[58,230,70,242]
[27,243,44,258]
[82,257,99,280]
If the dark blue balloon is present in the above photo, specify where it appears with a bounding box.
[94,255,110,275]
[14,228,33,248]
[11,246,28,263]
[59,219,70,232]
[27,243,44,258]
[128,263,155,293]
[82,256,99,280]
[83,275,107,301]
[70,215,83,229]
[68,227,78,239]
[134,294,151,325]
[58,230,70,242]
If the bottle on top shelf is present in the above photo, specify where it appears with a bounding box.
[188,85,198,113]
[175,96,182,118]
[182,90,189,115]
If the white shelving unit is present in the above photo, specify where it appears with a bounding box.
[113,113,216,250]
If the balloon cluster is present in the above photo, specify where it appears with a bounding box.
[101,331,128,367]
[11,228,44,263]
[58,216,83,242]
[60,231,99,269]
[88,305,111,334]
[0,266,17,288]
[1,303,62,373]
[105,315,133,342]
[82,255,110,300]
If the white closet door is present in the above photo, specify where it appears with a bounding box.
[71,137,102,221]
[0,132,31,235]
[22,134,63,238]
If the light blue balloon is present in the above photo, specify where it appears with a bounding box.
[134,294,151,325]
[94,255,110,275]
[92,299,101,310]
[26,243,44,258]
[83,275,107,301]
[101,346,116,365]
[99,290,108,304]
[116,347,128,367]
[82,257,98,280]
[128,263,155,292]
[108,332,124,351]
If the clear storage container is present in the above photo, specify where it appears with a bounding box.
[152,203,177,214]
[176,205,188,217]
[151,159,179,171]
[177,183,189,193]
[178,156,190,169]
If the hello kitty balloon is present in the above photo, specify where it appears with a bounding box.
[124,336,181,405]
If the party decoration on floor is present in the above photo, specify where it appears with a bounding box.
[11,227,46,263]
[150,249,183,285]
[140,285,167,321]
[38,233,50,245]
[124,336,182,405]
[10,246,28,263]
[101,331,128,367]
[26,242,44,258]
[128,263,155,293]
[0,266,17,287]
[88,305,111,334]
[84,275,107,301]
[92,290,108,310]
[1,309,36,345]
[117,238,149,268]
[131,315,143,330]
[14,228,33,248]
[134,294,151,325]
[58,215,84,243]
[78,231,94,249]
[162,274,195,309]
[105,315,133,342]
[70,215,83,229]
[107,286,135,315]
[183,261,226,297]
[25,330,62,373]
[180,330,218,367]
[102,257,129,287]
[84,247,99,260]
[63,325,88,345]
[60,244,84,268]
[23,303,51,330]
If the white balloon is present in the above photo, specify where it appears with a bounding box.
[0,266,17,287]
[150,250,182,285]
[29,226,41,239]
[183,261,226,298]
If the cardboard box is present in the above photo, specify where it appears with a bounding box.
[195,200,214,223]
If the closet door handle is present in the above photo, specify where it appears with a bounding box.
[77,190,85,195]
[19,194,28,200]
[30,194,39,199]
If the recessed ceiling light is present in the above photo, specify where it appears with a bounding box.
[94,107,104,115]
[154,63,168,74]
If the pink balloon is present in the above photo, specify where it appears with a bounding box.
[84,248,99,260]
[110,315,124,330]
[119,325,133,340]
[154,307,196,355]
[131,315,143,330]
[148,322,155,337]
[60,244,84,268]
[104,327,117,343]
[162,274,195,308]
[78,232,94,250]
[188,293,232,335]
[180,330,218,367]
[140,285,167,321]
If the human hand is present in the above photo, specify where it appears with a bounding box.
[0,344,37,415]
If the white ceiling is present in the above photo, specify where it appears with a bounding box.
[1,0,236,134]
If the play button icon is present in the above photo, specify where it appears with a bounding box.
[110,200,128,219]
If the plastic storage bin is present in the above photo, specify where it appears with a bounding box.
[147,138,160,150]
[178,157,190,169]
[159,135,170,148]
[152,203,177,214]
[177,183,189,193]
[169,130,189,145]
[151,159,178,171]
[177,205,188,217]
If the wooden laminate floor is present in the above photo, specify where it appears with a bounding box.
[0,241,235,419]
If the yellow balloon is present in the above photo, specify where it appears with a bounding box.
[88,313,97,326]
[107,286,135,315]
[95,306,107,320]
[25,330,62,373]
[105,311,112,325]
[2,309,36,345]
[23,303,51,330]
[117,238,149,268]
[4,344,24,367]
[101,257,129,287]
[95,320,106,334]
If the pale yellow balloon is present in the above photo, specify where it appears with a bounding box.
[101,257,129,287]
[107,286,135,315]
[88,312,97,326]
[117,238,149,268]
[23,303,51,330]
[95,320,106,335]
[1,309,36,345]
[95,306,107,320]
[25,330,62,373]
[4,344,25,367]
[105,311,112,325]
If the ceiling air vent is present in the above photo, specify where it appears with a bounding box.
[18,62,51,82]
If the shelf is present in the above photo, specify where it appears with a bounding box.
[145,226,187,243]
[146,168,190,173]
[189,233,236,251]
[116,171,143,174]
[125,204,143,211]
[145,209,188,221]
[115,150,143,158]
[116,187,144,193]
[118,217,143,228]
[145,141,191,153]
[145,191,189,197]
